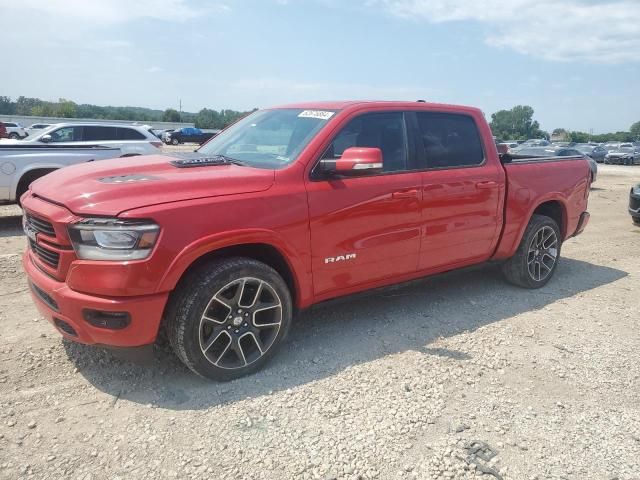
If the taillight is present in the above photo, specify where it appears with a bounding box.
[151,141,162,148]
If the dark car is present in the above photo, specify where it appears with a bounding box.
[575,144,607,163]
[513,147,597,182]
[630,185,640,226]
[164,127,217,145]
[604,144,640,165]
[0,121,6,139]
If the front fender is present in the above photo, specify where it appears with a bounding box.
[11,163,66,201]
[157,228,313,308]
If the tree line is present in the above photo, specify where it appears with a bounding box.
[1,96,638,140]
[0,96,254,130]
[490,105,640,143]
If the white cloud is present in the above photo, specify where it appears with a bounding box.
[0,0,229,24]
[370,0,640,63]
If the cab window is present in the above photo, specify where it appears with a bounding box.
[416,112,484,168]
[49,126,82,142]
[321,112,407,172]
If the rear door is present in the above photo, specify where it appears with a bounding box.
[306,111,423,298]
[412,111,504,271]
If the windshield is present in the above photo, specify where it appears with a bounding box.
[24,124,62,141]
[575,145,593,153]
[198,108,337,169]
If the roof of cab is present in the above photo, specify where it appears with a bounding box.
[269,100,482,115]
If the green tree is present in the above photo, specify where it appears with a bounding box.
[630,121,640,139]
[14,96,41,115]
[56,98,77,118]
[490,105,546,140]
[194,108,220,129]
[0,96,14,114]
[568,131,589,143]
[163,108,181,122]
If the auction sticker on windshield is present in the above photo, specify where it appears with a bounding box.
[298,110,335,120]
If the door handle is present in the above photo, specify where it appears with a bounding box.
[392,189,419,199]
[476,181,498,189]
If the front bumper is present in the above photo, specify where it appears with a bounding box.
[23,250,168,347]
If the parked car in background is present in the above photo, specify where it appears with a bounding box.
[164,127,217,145]
[498,140,520,150]
[575,144,607,163]
[0,123,162,204]
[512,147,597,182]
[522,139,551,147]
[150,128,170,139]
[2,122,29,139]
[603,142,621,151]
[20,100,592,380]
[25,123,53,136]
[630,184,640,226]
[0,121,7,139]
[604,144,640,165]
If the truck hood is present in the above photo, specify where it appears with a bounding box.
[30,154,275,216]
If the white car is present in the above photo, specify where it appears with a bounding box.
[25,123,53,136]
[3,122,29,139]
[0,123,163,204]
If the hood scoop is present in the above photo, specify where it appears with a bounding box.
[99,174,161,184]
[170,153,245,168]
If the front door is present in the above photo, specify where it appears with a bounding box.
[306,112,422,298]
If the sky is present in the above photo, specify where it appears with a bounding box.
[1,0,639,133]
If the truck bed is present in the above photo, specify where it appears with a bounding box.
[493,155,591,260]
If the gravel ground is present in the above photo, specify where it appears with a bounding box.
[0,165,639,479]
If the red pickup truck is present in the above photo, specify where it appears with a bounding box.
[21,101,591,380]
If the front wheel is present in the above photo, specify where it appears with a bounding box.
[171,138,179,145]
[8,132,19,139]
[502,214,562,288]
[166,257,293,381]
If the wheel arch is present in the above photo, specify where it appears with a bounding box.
[14,166,60,201]
[159,236,309,309]
[531,199,567,238]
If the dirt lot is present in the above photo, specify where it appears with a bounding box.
[0,166,639,480]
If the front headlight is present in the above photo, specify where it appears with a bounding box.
[68,218,160,261]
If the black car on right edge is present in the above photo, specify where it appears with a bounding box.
[630,184,640,226]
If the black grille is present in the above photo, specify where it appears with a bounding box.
[54,318,77,336]
[25,213,56,237]
[29,239,60,268]
[30,282,59,311]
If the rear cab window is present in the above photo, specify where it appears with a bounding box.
[414,112,485,169]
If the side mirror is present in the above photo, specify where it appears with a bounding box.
[321,147,383,175]
[41,134,52,143]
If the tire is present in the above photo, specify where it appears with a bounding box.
[8,132,19,139]
[171,138,179,145]
[501,214,562,289]
[633,217,640,227]
[166,257,293,381]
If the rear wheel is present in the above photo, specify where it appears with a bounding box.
[171,138,179,145]
[8,132,19,139]
[502,214,562,288]
[166,257,292,381]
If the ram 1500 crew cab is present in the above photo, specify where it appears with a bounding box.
[21,101,591,380]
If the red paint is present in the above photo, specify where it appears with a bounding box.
[21,101,591,348]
